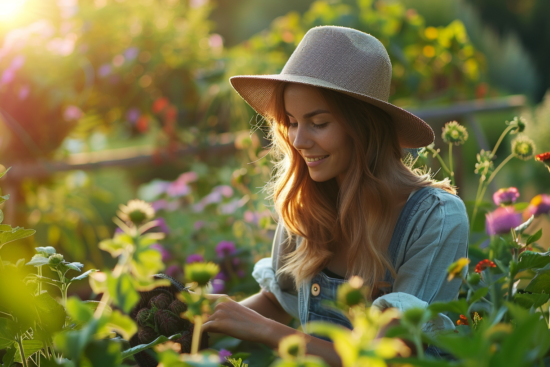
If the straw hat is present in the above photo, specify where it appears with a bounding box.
[229,25,435,149]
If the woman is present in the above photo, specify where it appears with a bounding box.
[201,26,469,365]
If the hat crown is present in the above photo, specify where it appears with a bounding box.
[281,26,392,102]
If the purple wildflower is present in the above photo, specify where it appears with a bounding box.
[165,264,182,278]
[214,271,228,281]
[216,241,236,258]
[114,227,124,235]
[152,199,168,212]
[126,108,140,124]
[151,243,172,262]
[186,254,204,264]
[211,279,225,294]
[153,217,170,234]
[214,185,233,198]
[244,210,257,224]
[485,206,522,236]
[493,187,520,206]
[219,349,232,362]
[166,180,190,198]
[524,194,550,219]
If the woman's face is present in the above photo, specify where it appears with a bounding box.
[284,83,353,186]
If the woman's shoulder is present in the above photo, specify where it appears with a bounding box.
[409,186,469,230]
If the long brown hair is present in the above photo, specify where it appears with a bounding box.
[263,81,455,296]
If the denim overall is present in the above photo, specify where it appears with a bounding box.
[297,187,447,358]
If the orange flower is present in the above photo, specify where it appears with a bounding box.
[475,259,496,274]
[153,97,169,113]
[535,152,550,165]
[457,314,469,326]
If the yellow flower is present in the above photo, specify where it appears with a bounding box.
[278,334,306,360]
[447,258,470,281]
[117,199,155,225]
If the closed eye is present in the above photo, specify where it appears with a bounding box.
[288,122,329,129]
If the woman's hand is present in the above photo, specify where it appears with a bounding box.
[201,295,275,344]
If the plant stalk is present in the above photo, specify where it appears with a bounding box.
[448,143,455,186]
[191,314,203,355]
[491,125,514,157]
[17,334,29,367]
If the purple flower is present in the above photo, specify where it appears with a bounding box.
[211,279,225,293]
[0,69,15,85]
[63,105,82,121]
[493,187,520,206]
[524,194,550,218]
[166,180,190,198]
[236,270,245,278]
[214,271,228,281]
[115,227,124,235]
[151,199,168,212]
[178,171,198,183]
[98,64,111,78]
[216,241,236,258]
[186,254,204,264]
[124,47,139,61]
[219,349,232,362]
[153,217,170,234]
[485,206,522,236]
[214,185,233,198]
[151,243,172,262]
[126,108,140,124]
[165,264,182,278]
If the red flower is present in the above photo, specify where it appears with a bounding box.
[475,259,496,273]
[535,152,550,165]
[457,314,469,326]
[153,97,169,113]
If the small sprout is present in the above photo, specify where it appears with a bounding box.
[447,258,470,281]
[117,199,155,225]
[48,253,64,266]
[278,334,306,360]
[511,136,536,161]
[442,121,469,146]
[493,187,520,206]
[185,262,220,287]
[473,312,483,329]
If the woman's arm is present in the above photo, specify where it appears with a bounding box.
[201,294,343,367]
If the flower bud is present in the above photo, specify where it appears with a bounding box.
[48,253,64,266]
[168,299,188,316]
[467,273,481,285]
[509,116,526,134]
[149,293,172,310]
[442,121,469,146]
[185,262,220,287]
[512,136,536,161]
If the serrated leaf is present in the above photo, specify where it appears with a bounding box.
[107,310,137,340]
[15,339,44,363]
[121,333,182,360]
[0,227,36,249]
[514,292,550,309]
[35,246,57,256]
[0,318,16,349]
[70,269,98,282]
[26,254,50,267]
[526,229,543,246]
[518,251,550,271]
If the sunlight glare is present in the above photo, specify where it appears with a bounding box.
[0,0,27,19]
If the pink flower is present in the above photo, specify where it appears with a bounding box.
[151,243,172,262]
[18,85,30,100]
[63,105,82,121]
[153,217,170,234]
[216,241,236,258]
[151,199,168,212]
[166,180,190,198]
[219,349,232,362]
[186,254,204,263]
[524,194,550,218]
[165,264,182,278]
[485,206,522,236]
[178,171,198,183]
[493,187,520,206]
[211,279,225,293]
[214,185,233,198]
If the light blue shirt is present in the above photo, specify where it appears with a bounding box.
[252,187,470,335]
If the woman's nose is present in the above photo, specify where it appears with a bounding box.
[292,125,313,150]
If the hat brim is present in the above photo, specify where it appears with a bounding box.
[229,74,434,149]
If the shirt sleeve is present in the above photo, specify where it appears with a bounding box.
[372,189,469,336]
[251,221,300,319]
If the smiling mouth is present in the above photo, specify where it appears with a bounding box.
[305,155,329,162]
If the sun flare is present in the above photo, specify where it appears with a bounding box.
[0,0,26,19]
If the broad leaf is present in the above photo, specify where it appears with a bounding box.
[2,346,16,367]
[518,251,550,271]
[0,209,4,224]
[428,299,469,316]
[0,224,11,231]
[526,229,543,246]
[64,262,84,272]
[26,254,50,267]
[35,246,57,256]
[469,287,489,305]
[514,292,550,309]
[107,273,139,314]
[0,318,16,349]
[70,269,98,283]
[83,339,122,367]
[15,339,44,363]
[525,270,550,294]
[99,236,132,257]
[121,333,182,360]
[0,227,36,249]
[307,321,355,367]
[0,194,10,205]
[107,310,137,340]
[35,293,66,333]
[65,297,94,324]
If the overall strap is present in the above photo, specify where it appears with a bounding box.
[383,186,433,285]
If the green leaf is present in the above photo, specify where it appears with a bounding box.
[0,224,11,231]
[513,202,531,212]
[35,246,57,256]
[0,194,10,205]
[0,209,4,224]
[514,292,550,309]
[35,293,66,334]
[518,251,550,271]
[99,236,132,257]
[107,273,139,314]
[15,339,44,363]
[26,254,50,267]
[0,318,16,349]
[525,269,550,294]
[469,287,489,305]
[428,299,469,316]
[82,339,122,367]
[65,297,94,324]
[515,215,534,234]
[2,345,16,367]
[0,167,11,179]
[306,321,355,367]
[121,333,182,360]
[70,269,98,282]
[107,310,137,340]
[0,227,36,249]
[526,229,543,246]
[64,262,84,272]
[54,318,103,361]
[131,248,164,279]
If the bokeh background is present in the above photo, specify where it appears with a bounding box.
[1,0,549,339]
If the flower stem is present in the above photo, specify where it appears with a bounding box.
[191,314,203,354]
[539,306,549,327]
[470,168,489,232]
[427,147,452,176]
[17,334,29,367]
[448,143,455,186]
[491,125,514,157]
[477,154,514,209]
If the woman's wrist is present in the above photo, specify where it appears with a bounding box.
[258,317,295,348]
